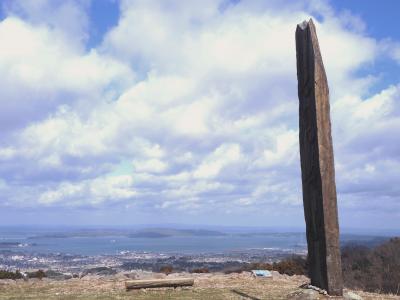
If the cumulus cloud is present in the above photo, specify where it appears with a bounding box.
[38,175,136,206]
[0,16,133,132]
[0,0,399,227]
[2,0,90,48]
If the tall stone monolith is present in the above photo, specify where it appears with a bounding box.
[295,19,343,296]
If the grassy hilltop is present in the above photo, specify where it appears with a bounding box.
[0,271,399,300]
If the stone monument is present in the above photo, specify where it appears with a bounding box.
[295,19,343,296]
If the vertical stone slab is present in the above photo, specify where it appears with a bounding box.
[295,19,343,296]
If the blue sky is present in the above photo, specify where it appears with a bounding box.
[0,0,399,229]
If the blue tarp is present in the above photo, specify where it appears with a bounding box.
[251,270,272,277]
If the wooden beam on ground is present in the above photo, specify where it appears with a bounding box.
[125,278,194,290]
[295,19,343,296]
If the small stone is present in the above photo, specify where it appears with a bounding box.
[271,271,284,279]
[344,291,363,300]
[153,273,167,279]
[289,289,320,300]
[124,272,137,279]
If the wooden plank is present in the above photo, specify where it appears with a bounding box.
[295,19,343,296]
[125,278,194,290]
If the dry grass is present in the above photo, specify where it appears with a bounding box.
[0,272,399,300]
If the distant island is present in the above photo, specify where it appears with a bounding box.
[128,228,227,238]
[28,228,227,239]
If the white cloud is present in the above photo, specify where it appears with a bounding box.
[0,147,16,160]
[0,17,132,92]
[2,0,90,48]
[194,144,241,179]
[133,158,168,174]
[254,129,298,168]
[39,175,136,206]
[0,16,134,133]
[0,0,399,227]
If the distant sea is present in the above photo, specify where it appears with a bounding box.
[0,226,393,257]
[0,227,307,256]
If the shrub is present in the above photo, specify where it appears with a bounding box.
[27,269,46,280]
[223,267,245,274]
[250,262,274,271]
[159,265,173,275]
[0,270,23,280]
[341,237,400,295]
[190,268,209,273]
[273,255,307,276]
[222,256,307,276]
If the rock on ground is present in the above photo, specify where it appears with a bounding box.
[344,291,363,300]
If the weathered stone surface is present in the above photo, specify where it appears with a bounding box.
[295,19,343,296]
[344,291,363,300]
[287,289,321,300]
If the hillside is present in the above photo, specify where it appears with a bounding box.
[342,237,400,294]
[0,271,399,300]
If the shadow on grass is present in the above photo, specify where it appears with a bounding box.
[231,289,261,300]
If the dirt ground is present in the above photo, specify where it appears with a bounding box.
[0,272,399,300]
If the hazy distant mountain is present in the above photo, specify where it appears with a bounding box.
[128,228,227,238]
[28,230,129,239]
[27,228,227,239]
